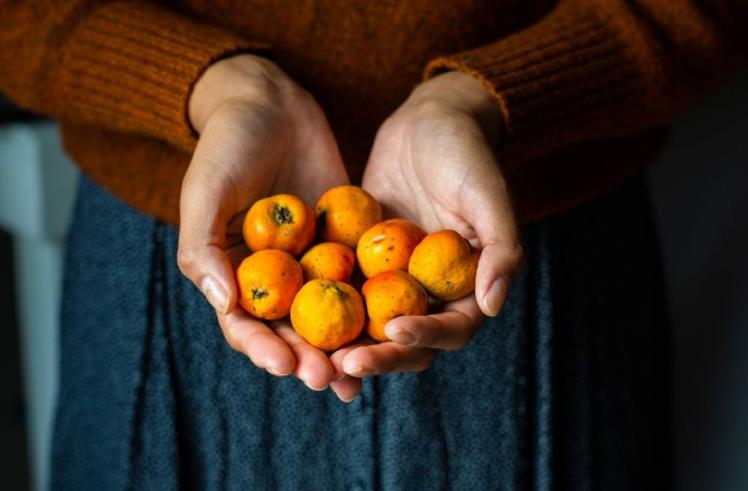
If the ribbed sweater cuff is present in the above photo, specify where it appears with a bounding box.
[58,1,270,152]
[425,4,644,165]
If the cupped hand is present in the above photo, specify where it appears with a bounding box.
[330,71,523,400]
[177,54,348,390]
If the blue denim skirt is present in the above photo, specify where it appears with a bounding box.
[51,175,671,490]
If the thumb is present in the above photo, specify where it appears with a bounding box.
[177,125,244,315]
[462,163,523,318]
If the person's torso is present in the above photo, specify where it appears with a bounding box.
[63,0,664,226]
[166,0,556,175]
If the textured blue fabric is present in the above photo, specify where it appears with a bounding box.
[51,175,672,490]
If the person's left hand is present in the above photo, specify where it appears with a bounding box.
[328,71,524,402]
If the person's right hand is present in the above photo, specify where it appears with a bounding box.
[177,54,349,390]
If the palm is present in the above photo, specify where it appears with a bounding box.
[181,92,350,390]
[181,62,520,401]
[207,100,348,248]
[362,109,487,246]
[326,92,520,400]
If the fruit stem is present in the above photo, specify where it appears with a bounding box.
[327,283,346,298]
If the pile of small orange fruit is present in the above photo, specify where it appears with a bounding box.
[236,185,479,351]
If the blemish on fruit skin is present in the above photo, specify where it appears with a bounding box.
[325,282,347,298]
[252,288,269,300]
[273,205,295,225]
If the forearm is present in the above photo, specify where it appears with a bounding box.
[425,0,748,165]
[0,1,268,152]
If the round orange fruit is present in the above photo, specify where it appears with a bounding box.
[361,270,428,341]
[408,229,479,301]
[315,185,382,248]
[243,193,315,256]
[290,279,365,351]
[299,242,356,283]
[236,249,303,320]
[357,218,426,278]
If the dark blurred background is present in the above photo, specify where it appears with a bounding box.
[1,93,32,490]
[649,68,748,490]
[0,226,29,490]
[0,69,746,490]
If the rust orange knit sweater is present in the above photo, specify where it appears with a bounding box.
[1,1,746,225]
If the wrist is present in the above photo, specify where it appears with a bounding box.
[188,54,292,133]
[409,71,504,145]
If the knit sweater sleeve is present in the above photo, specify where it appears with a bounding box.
[425,0,748,164]
[0,1,268,153]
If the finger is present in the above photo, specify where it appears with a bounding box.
[342,343,438,377]
[475,240,522,317]
[217,310,296,375]
[177,238,236,316]
[329,376,363,403]
[459,151,523,318]
[275,324,335,391]
[329,339,375,379]
[326,340,372,401]
[385,295,483,350]
[178,121,247,315]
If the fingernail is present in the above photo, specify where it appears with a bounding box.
[482,277,508,317]
[304,381,328,391]
[335,373,348,382]
[385,326,416,346]
[266,367,288,377]
[343,360,365,377]
[336,392,357,403]
[202,276,228,314]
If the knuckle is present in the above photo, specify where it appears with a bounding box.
[506,243,525,272]
[443,329,472,352]
[507,243,524,264]
[489,240,524,273]
[412,355,435,372]
[413,328,433,348]
[176,246,197,275]
[454,330,474,351]
[222,324,243,353]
